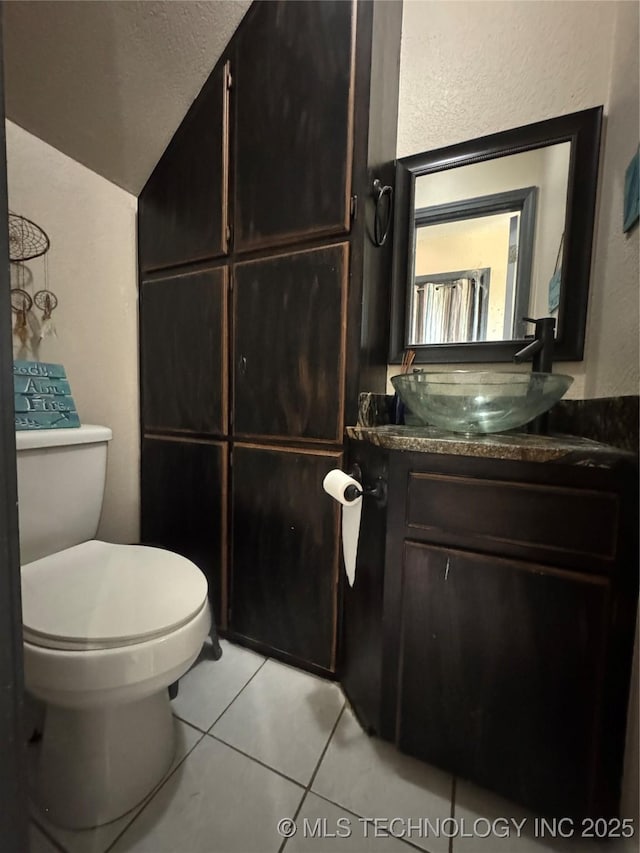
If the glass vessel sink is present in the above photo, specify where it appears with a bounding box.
[391,371,573,434]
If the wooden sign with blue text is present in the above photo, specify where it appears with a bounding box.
[13,360,80,431]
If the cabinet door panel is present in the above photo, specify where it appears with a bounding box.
[139,62,229,270]
[233,1,354,251]
[141,267,227,435]
[234,245,347,441]
[397,542,609,816]
[231,445,341,670]
[141,438,227,628]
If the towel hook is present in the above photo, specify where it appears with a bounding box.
[372,178,393,247]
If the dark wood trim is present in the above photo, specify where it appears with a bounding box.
[232,433,346,448]
[343,0,357,236]
[0,7,29,845]
[141,255,231,283]
[221,629,339,681]
[221,60,231,256]
[390,105,603,364]
[219,443,229,631]
[233,440,343,459]
[232,436,346,456]
[143,427,229,441]
[221,266,229,435]
[143,433,226,447]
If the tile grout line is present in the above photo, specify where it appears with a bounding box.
[172,713,208,735]
[205,655,269,734]
[101,654,270,853]
[206,731,307,790]
[307,788,436,853]
[172,655,267,735]
[279,700,347,853]
[50,649,340,853]
[306,700,346,794]
[289,691,452,853]
[101,726,208,853]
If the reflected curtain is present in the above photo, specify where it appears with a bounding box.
[413,275,484,344]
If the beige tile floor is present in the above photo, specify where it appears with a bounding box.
[29,640,637,853]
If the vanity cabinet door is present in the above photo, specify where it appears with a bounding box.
[139,61,230,271]
[232,0,354,253]
[141,437,228,629]
[233,244,347,442]
[141,267,227,436]
[229,444,341,672]
[397,541,609,816]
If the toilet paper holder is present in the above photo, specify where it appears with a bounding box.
[345,463,387,505]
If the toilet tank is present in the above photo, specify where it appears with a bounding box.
[15,425,113,564]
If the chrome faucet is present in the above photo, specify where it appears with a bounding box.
[513,317,556,434]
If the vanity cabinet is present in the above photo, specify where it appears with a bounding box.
[398,543,609,815]
[138,0,403,673]
[343,438,638,818]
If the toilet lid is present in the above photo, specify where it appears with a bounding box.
[21,540,209,650]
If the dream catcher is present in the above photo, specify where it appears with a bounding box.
[11,287,32,345]
[8,212,58,342]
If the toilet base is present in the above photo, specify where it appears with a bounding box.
[33,690,176,829]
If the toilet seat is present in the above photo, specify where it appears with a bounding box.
[21,540,208,651]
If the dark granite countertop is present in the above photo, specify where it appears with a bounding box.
[346,424,636,467]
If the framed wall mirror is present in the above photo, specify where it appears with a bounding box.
[389,106,603,364]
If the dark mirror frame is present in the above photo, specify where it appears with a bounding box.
[389,106,603,364]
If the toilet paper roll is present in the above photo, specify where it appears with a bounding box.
[322,469,363,588]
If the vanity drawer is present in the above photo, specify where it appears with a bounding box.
[406,472,619,568]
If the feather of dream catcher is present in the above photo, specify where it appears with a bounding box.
[8,212,58,342]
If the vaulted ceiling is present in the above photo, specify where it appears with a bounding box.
[3,0,251,194]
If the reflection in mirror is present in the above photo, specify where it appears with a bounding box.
[409,143,570,347]
[390,107,603,364]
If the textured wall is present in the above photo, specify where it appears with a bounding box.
[582,1,640,398]
[396,0,639,400]
[3,0,250,194]
[6,121,140,545]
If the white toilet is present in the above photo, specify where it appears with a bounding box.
[16,424,211,829]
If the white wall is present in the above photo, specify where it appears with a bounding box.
[395,0,639,401]
[582,1,640,398]
[6,121,139,545]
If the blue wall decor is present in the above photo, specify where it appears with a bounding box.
[623,146,639,232]
[13,360,79,430]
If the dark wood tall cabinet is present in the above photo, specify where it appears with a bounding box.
[232,1,354,252]
[138,0,403,673]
